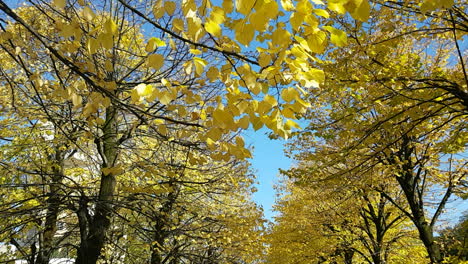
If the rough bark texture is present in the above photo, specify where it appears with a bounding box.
[76,105,119,264]
[399,174,442,263]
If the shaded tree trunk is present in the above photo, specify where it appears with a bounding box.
[343,248,354,264]
[36,148,65,264]
[150,183,177,264]
[150,230,166,264]
[76,105,119,264]
[397,172,442,263]
[393,137,443,263]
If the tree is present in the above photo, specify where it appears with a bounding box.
[268,161,428,264]
[0,0,371,263]
[0,2,262,263]
[438,212,468,263]
[281,0,466,262]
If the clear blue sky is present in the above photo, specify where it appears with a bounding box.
[244,128,292,221]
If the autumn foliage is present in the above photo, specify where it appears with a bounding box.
[0,0,466,264]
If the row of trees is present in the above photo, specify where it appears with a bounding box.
[0,0,379,263]
[268,0,467,263]
[0,0,465,263]
[0,0,271,263]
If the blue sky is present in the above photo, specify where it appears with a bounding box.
[244,128,293,221]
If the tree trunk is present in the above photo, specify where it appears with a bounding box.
[150,233,165,264]
[36,149,64,264]
[150,184,177,264]
[414,215,442,263]
[76,105,119,264]
[397,173,442,263]
[392,137,443,263]
[343,248,354,264]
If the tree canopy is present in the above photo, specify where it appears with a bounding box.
[0,0,466,264]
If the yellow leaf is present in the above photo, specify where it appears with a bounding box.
[158,124,168,135]
[271,27,291,47]
[238,115,250,129]
[83,6,95,21]
[235,22,254,46]
[251,115,264,131]
[104,81,117,90]
[206,67,219,82]
[290,12,305,31]
[421,0,453,12]
[145,37,166,52]
[236,0,255,15]
[189,49,202,55]
[0,31,12,43]
[281,107,296,119]
[306,30,327,53]
[210,7,225,24]
[351,0,370,22]
[206,138,216,150]
[207,128,222,141]
[205,20,221,37]
[328,2,346,14]
[250,11,269,31]
[87,38,99,54]
[60,23,77,38]
[104,18,118,35]
[281,87,299,102]
[223,0,233,13]
[161,78,171,88]
[303,68,325,87]
[284,119,301,130]
[172,18,184,32]
[104,61,114,72]
[98,33,113,49]
[258,1,279,21]
[53,0,66,9]
[235,136,245,147]
[280,0,295,11]
[258,53,271,67]
[297,0,312,14]
[264,94,278,107]
[164,1,176,15]
[71,93,82,108]
[294,35,310,52]
[148,54,164,70]
[153,2,165,19]
[193,57,207,76]
[159,90,173,105]
[237,101,250,114]
[135,83,154,97]
[313,9,329,18]
[323,26,347,47]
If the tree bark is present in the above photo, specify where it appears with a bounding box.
[396,160,442,263]
[418,219,442,263]
[76,105,119,264]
